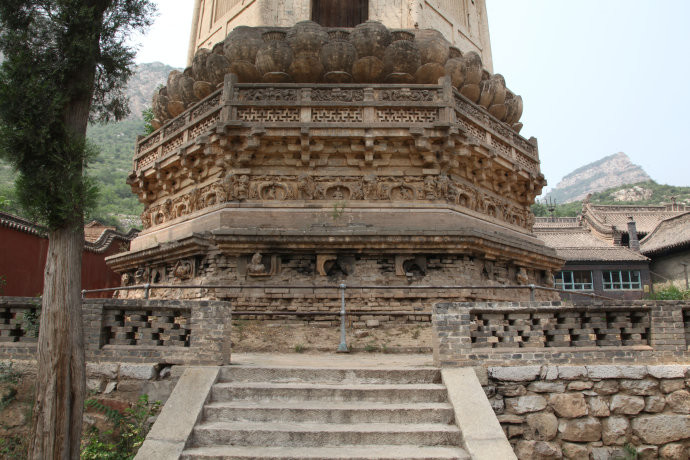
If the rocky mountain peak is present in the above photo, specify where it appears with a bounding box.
[126,62,181,120]
[546,152,651,203]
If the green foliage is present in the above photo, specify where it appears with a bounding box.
[0,0,155,231]
[0,362,22,411]
[294,343,305,353]
[532,201,583,218]
[614,443,639,460]
[0,435,27,459]
[82,394,161,460]
[142,107,155,136]
[587,180,690,206]
[21,306,41,338]
[364,343,379,352]
[647,285,690,300]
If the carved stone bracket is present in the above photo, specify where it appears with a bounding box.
[395,255,428,276]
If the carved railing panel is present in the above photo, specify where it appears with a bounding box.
[102,308,191,347]
[0,305,40,343]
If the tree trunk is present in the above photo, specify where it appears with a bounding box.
[29,224,85,460]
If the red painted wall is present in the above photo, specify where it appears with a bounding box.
[0,226,124,298]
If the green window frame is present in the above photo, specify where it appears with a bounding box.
[602,270,642,290]
[555,270,593,291]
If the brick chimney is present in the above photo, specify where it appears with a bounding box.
[627,216,640,251]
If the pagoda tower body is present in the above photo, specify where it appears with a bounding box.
[188,0,493,71]
[108,0,562,308]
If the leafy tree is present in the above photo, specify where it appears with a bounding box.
[0,0,154,457]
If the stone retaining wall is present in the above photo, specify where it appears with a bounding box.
[482,365,690,459]
[433,300,690,366]
[0,297,232,365]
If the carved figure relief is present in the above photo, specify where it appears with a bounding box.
[395,255,427,276]
[516,267,529,286]
[173,260,194,280]
[247,252,266,275]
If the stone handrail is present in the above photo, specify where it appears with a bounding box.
[434,300,690,367]
[132,76,540,178]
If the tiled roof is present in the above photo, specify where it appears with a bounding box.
[533,217,581,228]
[640,212,690,256]
[0,211,138,253]
[534,228,649,262]
[585,204,688,234]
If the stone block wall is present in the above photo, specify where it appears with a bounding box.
[483,365,690,459]
[433,300,690,366]
[0,297,232,365]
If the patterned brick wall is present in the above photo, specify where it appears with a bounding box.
[434,300,690,367]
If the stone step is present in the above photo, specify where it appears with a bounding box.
[180,444,471,460]
[218,367,441,384]
[190,421,463,448]
[203,400,455,424]
[210,382,449,404]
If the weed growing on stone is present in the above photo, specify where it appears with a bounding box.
[0,435,27,459]
[647,285,690,300]
[81,394,160,460]
[364,343,379,353]
[294,344,305,353]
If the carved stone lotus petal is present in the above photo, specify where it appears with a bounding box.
[479,74,507,108]
[349,20,392,60]
[192,48,212,82]
[152,87,170,121]
[167,100,185,118]
[323,71,354,83]
[206,53,232,86]
[229,61,261,83]
[444,58,466,89]
[286,20,328,57]
[460,83,481,103]
[383,40,421,76]
[415,29,450,65]
[415,62,446,84]
[262,72,293,83]
[384,72,415,84]
[352,56,384,83]
[289,54,324,82]
[321,39,357,74]
[224,26,264,63]
[489,104,508,121]
[193,81,214,100]
[462,51,483,85]
[449,46,463,59]
[256,40,294,75]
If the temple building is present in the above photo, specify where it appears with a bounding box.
[107,0,562,312]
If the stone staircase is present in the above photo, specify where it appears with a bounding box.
[180,367,470,460]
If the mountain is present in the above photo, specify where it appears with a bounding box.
[546,152,651,204]
[126,62,180,119]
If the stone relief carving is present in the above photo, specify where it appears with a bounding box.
[173,260,194,280]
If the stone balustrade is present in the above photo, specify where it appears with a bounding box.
[433,300,690,367]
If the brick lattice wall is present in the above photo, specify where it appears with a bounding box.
[434,300,690,367]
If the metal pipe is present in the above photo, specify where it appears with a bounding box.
[337,282,348,352]
[529,284,535,302]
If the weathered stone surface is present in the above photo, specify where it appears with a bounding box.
[491,397,505,414]
[631,415,690,444]
[567,381,593,391]
[558,366,587,380]
[588,396,611,417]
[587,365,646,380]
[119,363,157,380]
[601,416,629,446]
[647,365,688,379]
[497,413,524,424]
[644,395,666,413]
[660,379,685,394]
[489,366,541,382]
[528,381,565,393]
[508,424,524,439]
[349,21,392,60]
[505,395,547,415]
[115,380,145,394]
[610,395,645,415]
[594,380,620,395]
[636,445,659,460]
[591,447,625,460]
[541,366,559,381]
[561,442,589,460]
[87,377,106,393]
[86,362,119,379]
[549,393,588,418]
[104,381,117,394]
[515,440,562,460]
[619,378,659,396]
[525,413,558,441]
[558,417,602,442]
[499,384,527,397]
[365,319,380,328]
[659,443,687,459]
[666,389,690,414]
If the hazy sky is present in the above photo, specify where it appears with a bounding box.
[135,0,690,190]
